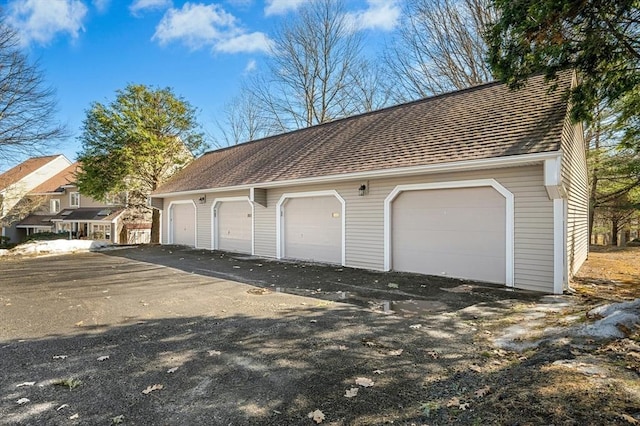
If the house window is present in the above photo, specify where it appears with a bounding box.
[50,199,61,214]
[70,192,80,207]
[91,224,111,240]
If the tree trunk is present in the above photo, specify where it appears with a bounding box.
[151,208,160,244]
[588,175,598,243]
[611,218,619,246]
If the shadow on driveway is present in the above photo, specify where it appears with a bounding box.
[104,245,543,314]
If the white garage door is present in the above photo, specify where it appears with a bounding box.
[391,186,506,283]
[171,203,196,246]
[216,200,252,254]
[283,196,342,264]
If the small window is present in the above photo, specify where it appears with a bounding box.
[70,192,80,207]
[50,199,60,214]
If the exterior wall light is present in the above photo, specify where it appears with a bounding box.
[358,184,367,196]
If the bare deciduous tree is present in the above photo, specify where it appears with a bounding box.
[252,0,368,131]
[345,60,393,115]
[0,15,67,166]
[385,0,496,100]
[213,87,271,147]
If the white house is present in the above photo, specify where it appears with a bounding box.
[0,155,72,243]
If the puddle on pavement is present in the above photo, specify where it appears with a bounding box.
[391,299,450,315]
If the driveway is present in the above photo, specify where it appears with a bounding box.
[0,246,634,425]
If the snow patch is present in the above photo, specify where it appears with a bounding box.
[0,239,108,257]
[578,299,640,339]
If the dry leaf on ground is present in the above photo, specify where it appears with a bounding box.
[619,413,640,424]
[167,367,178,373]
[308,409,325,423]
[355,377,374,387]
[469,364,483,372]
[69,413,79,419]
[56,404,68,411]
[410,324,422,329]
[97,355,109,361]
[142,384,163,394]
[373,369,384,374]
[208,350,222,356]
[446,397,460,407]
[475,386,490,398]
[459,402,470,410]
[344,387,358,398]
[16,398,30,405]
[427,351,439,359]
[53,355,68,360]
[388,349,403,356]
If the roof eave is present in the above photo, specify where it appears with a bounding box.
[152,151,562,198]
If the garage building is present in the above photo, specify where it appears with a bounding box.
[152,72,588,294]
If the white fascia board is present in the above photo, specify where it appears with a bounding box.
[151,151,562,198]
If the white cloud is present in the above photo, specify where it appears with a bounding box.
[345,0,400,32]
[153,2,272,54]
[215,32,272,53]
[6,0,88,46]
[130,0,172,15]
[92,0,111,13]
[264,0,305,16]
[244,59,257,73]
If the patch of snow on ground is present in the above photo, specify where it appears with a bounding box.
[493,297,640,351]
[578,299,640,339]
[0,239,108,257]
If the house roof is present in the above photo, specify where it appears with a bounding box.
[0,155,63,190]
[15,214,57,228]
[155,72,573,195]
[30,162,80,194]
[53,207,124,222]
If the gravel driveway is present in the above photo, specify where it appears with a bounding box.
[1,245,635,425]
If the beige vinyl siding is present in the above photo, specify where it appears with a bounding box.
[253,192,278,257]
[251,164,555,292]
[560,114,589,278]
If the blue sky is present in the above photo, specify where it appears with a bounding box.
[1,0,401,165]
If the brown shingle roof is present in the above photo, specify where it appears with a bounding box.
[156,73,572,195]
[0,155,62,190]
[30,162,80,194]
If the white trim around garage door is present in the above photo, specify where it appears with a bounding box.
[276,190,346,266]
[167,200,197,247]
[211,196,254,255]
[383,179,515,287]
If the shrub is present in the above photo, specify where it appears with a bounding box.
[23,232,68,243]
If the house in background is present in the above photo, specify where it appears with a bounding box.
[16,162,151,244]
[151,72,588,294]
[0,155,72,243]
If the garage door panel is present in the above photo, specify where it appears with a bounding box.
[396,250,505,279]
[172,203,195,247]
[392,187,506,284]
[396,206,504,232]
[284,196,342,264]
[217,200,252,254]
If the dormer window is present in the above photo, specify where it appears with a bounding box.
[50,199,60,214]
[70,192,80,207]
